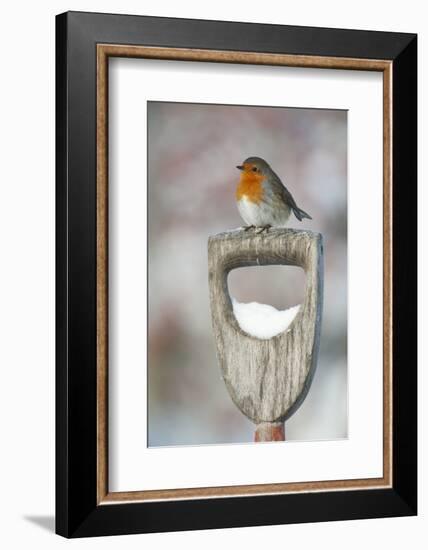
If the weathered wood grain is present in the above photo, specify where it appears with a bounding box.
[208,228,324,424]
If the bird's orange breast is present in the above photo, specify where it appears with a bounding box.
[235,172,265,204]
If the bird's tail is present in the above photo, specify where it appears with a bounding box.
[293,207,312,221]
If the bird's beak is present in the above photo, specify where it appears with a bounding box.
[236,165,244,170]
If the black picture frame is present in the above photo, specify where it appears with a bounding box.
[56,11,417,538]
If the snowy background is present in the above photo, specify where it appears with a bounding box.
[147,101,347,446]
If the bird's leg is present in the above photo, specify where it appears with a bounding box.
[255,224,272,234]
[243,225,255,231]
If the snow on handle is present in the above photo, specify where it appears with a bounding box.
[232,299,300,340]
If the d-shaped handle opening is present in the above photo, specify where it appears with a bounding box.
[227,265,306,340]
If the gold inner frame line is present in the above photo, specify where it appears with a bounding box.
[96,43,393,505]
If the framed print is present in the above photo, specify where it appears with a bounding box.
[56,11,417,538]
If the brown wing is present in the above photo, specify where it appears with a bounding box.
[268,172,312,221]
[268,171,299,209]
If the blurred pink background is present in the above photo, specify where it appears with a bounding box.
[147,101,347,446]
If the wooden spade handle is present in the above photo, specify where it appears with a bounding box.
[208,228,324,425]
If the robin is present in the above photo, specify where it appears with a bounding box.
[235,156,312,232]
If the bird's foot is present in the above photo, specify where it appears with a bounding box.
[243,225,255,231]
[255,224,271,234]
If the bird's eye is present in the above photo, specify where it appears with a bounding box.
[252,167,258,172]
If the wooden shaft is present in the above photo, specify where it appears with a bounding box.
[254,422,285,442]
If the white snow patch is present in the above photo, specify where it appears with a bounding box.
[231,299,300,340]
